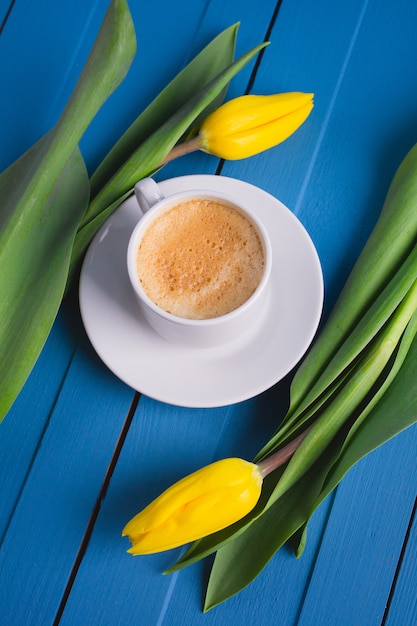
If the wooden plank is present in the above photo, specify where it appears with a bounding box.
[57,396,260,625]
[0,0,110,171]
[296,427,417,625]
[0,342,135,624]
[0,311,75,542]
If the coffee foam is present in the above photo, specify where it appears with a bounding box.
[135,198,265,319]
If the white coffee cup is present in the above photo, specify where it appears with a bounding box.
[127,178,272,348]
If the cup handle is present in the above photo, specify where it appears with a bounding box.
[134,178,164,216]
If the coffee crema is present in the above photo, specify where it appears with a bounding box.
[135,198,265,319]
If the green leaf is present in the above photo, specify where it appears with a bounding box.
[0,143,89,419]
[0,0,136,422]
[318,307,417,502]
[255,243,417,462]
[56,0,136,152]
[70,40,268,275]
[67,191,132,289]
[83,41,267,224]
[287,142,417,416]
[90,23,240,196]
[288,308,417,556]
[265,277,417,509]
[252,144,417,464]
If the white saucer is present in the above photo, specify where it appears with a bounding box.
[79,175,324,408]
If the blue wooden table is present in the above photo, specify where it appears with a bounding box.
[1,0,417,624]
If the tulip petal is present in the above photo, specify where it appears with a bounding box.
[200,92,314,160]
[125,484,262,554]
[207,102,314,159]
[122,458,263,554]
[203,92,313,135]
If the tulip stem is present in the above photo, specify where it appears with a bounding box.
[160,136,202,165]
[257,428,311,478]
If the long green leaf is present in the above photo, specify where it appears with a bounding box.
[70,41,268,275]
[0,0,136,422]
[288,309,417,557]
[264,276,417,509]
[288,142,417,414]
[82,41,267,225]
[250,143,417,462]
[0,145,89,418]
[90,23,240,196]
[255,243,417,461]
[317,308,417,504]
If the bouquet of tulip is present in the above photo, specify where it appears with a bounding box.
[122,74,417,613]
[0,0,312,424]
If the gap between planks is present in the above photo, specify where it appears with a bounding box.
[53,391,141,625]
[381,494,417,626]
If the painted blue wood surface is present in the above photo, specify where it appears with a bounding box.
[1,0,416,624]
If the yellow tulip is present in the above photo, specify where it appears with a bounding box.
[122,458,263,554]
[199,92,314,160]
[122,431,308,556]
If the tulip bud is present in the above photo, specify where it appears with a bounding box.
[199,92,314,160]
[122,458,263,554]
